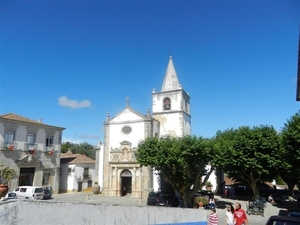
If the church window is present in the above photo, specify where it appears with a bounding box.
[163,97,171,110]
[122,126,132,134]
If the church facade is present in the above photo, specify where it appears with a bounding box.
[99,56,191,198]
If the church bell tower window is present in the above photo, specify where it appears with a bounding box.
[163,97,171,110]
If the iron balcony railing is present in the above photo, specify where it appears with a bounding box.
[0,141,16,150]
[24,143,38,150]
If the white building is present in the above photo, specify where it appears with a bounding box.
[59,152,96,193]
[0,113,65,193]
[98,56,193,198]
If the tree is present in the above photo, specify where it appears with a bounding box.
[214,125,281,197]
[280,111,300,197]
[135,135,214,208]
[61,142,96,159]
[61,142,72,153]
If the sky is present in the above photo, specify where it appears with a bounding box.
[1,0,300,145]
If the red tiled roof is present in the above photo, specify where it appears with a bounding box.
[60,153,95,164]
[0,113,42,124]
[0,113,65,129]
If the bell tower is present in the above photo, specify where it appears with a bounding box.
[152,56,191,137]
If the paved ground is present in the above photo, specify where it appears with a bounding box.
[49,192,287,225]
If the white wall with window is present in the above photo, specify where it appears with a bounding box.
[0,113,65,194]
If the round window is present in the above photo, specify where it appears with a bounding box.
[122,126,132,134]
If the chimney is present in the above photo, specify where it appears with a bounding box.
[38,118,42,123]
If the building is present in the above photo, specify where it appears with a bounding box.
[0,113,65,193]
[59,152,96,193]
[99,56,192,198]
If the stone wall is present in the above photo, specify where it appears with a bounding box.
[0,200,207,225]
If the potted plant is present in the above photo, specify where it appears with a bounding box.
[0,165,17,197]
[206,181,213,191]
[92,181,101,194]
[194,196,208,208]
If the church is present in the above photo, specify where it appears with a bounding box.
[97,56,191,198]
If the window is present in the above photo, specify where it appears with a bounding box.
[46,136,53,146]
[68,168,71,175]
[35,188,43,193]
[122,126,132,134]
[27,133,35,150]
[4,131,14,145]
[83,168,89,179]
[163,97,171,110]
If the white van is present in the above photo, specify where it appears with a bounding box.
[13,186,44,200]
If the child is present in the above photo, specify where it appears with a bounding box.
[208,207,218,225]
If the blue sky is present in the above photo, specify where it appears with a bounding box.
[1,0,300,145]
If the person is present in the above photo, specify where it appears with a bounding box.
[208,198,215,209]
[225,204,234,225]
[268,194,274,204]
[208,207,218,225]
[234,202,248,225]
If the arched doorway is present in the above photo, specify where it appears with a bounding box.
[120,170,132,196]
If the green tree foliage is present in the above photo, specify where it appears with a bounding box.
[61,142,72,153]
[135,135,214,208]
[61,142,96,160]
[213,125,281,197]
[280,111,300,196]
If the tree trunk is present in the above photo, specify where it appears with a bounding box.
[287,182,295,198]
[182,189,193,208]
[250,182,259,198]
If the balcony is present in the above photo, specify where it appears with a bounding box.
[44,145,56,151]
[0,142,16,150]
[0,142,61,152]
[24,143,38,151]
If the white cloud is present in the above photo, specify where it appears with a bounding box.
[58,95,92,109]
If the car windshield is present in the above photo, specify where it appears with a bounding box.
[35,188,43,193]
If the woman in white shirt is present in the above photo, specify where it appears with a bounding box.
[225,204,234,225]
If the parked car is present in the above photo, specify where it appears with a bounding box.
[2,192,18,201]
[43,186,53,195]
[288,212,300,219]
[195,190,214,199]
[156,194,179,207]
[13,186,44,200]
[147,191,161,205]
[265,215,300,225]
[43,188,52,199]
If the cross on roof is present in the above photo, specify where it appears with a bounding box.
[125,96,130,108]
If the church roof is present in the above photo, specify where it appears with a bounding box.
[105,107,151,124]
[161,56,181,92]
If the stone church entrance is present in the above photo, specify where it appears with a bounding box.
[120,170,132,196]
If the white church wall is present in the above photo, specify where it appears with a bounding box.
[183,113,191,135]
[109,123,145,149]
[152,92,183,113]
[153,113,184,137]
[202,165,217,192]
